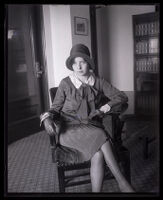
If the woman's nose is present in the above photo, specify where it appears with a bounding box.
[77,63,82,69]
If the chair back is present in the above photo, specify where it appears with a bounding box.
[49,87,58,103]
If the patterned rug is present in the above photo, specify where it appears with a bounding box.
[7,118,159,195]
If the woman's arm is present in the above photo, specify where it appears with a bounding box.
[100,78,128,111]
[40,79,66,126]
[49,79,66,116]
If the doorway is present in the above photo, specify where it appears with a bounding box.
[6,5,49,143]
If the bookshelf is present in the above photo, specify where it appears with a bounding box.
[133,12,159,116]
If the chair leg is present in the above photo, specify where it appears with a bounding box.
[57,166,65,193]
[119,150,131,184]
[124,153,131,184]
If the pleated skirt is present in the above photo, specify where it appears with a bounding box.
[59,123,109,162]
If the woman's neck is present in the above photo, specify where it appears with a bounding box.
[74,73,90,83]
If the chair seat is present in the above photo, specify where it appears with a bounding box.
[52,144,90,165]
[52,143,129,167]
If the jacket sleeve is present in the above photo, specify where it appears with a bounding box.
[100,78,128,108]
[48,79,66,115]
[40,80,66,126]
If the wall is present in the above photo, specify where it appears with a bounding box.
[70,5,92,54]
[96,5,155,114]
[96,5,155,91]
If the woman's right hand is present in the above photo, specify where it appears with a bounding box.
[43,117,56,136]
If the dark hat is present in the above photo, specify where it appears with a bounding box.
[66,44,95,71]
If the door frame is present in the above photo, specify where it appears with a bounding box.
[30,5,50,112]
[89,5,98,76]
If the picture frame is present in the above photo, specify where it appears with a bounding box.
[74,17,88,36]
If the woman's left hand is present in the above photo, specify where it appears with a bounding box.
[99,104,111,113]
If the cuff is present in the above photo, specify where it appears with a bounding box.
[105,104,111,112]
[40,112,51,126]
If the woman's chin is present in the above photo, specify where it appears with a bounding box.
[76,72,85,76]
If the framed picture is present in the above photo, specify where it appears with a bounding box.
[74,17,88,36]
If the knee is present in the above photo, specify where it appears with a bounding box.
[96,150,104,158]
[91,150,104,164]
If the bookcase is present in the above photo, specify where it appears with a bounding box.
[133,12,159,116]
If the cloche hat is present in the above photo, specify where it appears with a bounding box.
[66,44,95,71]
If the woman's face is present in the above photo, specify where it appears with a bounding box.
[72,57,89,76]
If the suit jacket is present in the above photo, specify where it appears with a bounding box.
[48,76,128,127]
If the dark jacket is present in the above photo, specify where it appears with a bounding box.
[48,76,128,126]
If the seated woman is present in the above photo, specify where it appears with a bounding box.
[40,44,135,193]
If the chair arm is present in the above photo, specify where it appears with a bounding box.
[44,122,58,150]
[102,103,128,128]
[102,103,128,146]
[49,133,57,150]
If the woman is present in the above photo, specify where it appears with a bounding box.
[40,44,135,192]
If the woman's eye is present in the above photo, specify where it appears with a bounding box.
[73,61,86,65]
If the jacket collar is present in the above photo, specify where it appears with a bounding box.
[69,72,95,89]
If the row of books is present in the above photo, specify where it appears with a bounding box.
[136,94,158,113]
[136,76,158,91]
[135,21,159,36]
[149,38,159,54]
[136,57,159,73]
[135,38,159,54]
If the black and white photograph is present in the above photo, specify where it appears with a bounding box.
[4,4,160,197]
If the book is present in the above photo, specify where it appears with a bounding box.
[149,38,159,54]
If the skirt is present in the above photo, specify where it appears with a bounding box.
[59,123,109,162]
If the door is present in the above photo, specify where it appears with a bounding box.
[7,5,49,143]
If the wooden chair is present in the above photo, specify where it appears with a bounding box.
[45,87,131,192]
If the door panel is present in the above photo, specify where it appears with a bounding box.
[7,5,46,143]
